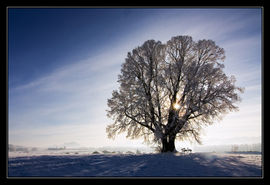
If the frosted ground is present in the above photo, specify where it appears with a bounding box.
[8,148,262,177]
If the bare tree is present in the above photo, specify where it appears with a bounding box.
[106,35,243,153]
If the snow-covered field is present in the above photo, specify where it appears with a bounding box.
[8,151,262,177]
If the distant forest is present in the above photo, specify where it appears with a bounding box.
[194,143,261,153]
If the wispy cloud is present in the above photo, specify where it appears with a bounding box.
[9,25,152,147]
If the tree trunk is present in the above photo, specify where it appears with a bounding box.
[161,135,176,152]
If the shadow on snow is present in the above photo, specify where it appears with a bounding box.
[8,153,262,177]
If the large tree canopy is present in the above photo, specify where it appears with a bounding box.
[106,35,243,152]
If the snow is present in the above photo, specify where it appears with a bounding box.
[8,151,262,177]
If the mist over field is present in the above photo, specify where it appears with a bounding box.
[8,142,262,156]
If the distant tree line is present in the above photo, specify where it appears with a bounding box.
[231,143,261,152]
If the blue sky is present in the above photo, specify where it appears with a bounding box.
[8,8,262,149]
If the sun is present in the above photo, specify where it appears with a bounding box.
[173,102,180,110]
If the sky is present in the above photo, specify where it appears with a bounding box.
[8,8,262,150]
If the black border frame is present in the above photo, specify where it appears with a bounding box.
[2,3,265,183]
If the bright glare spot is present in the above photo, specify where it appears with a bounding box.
[173,102,180,110]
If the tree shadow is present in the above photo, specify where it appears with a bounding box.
[8,153,262,177]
